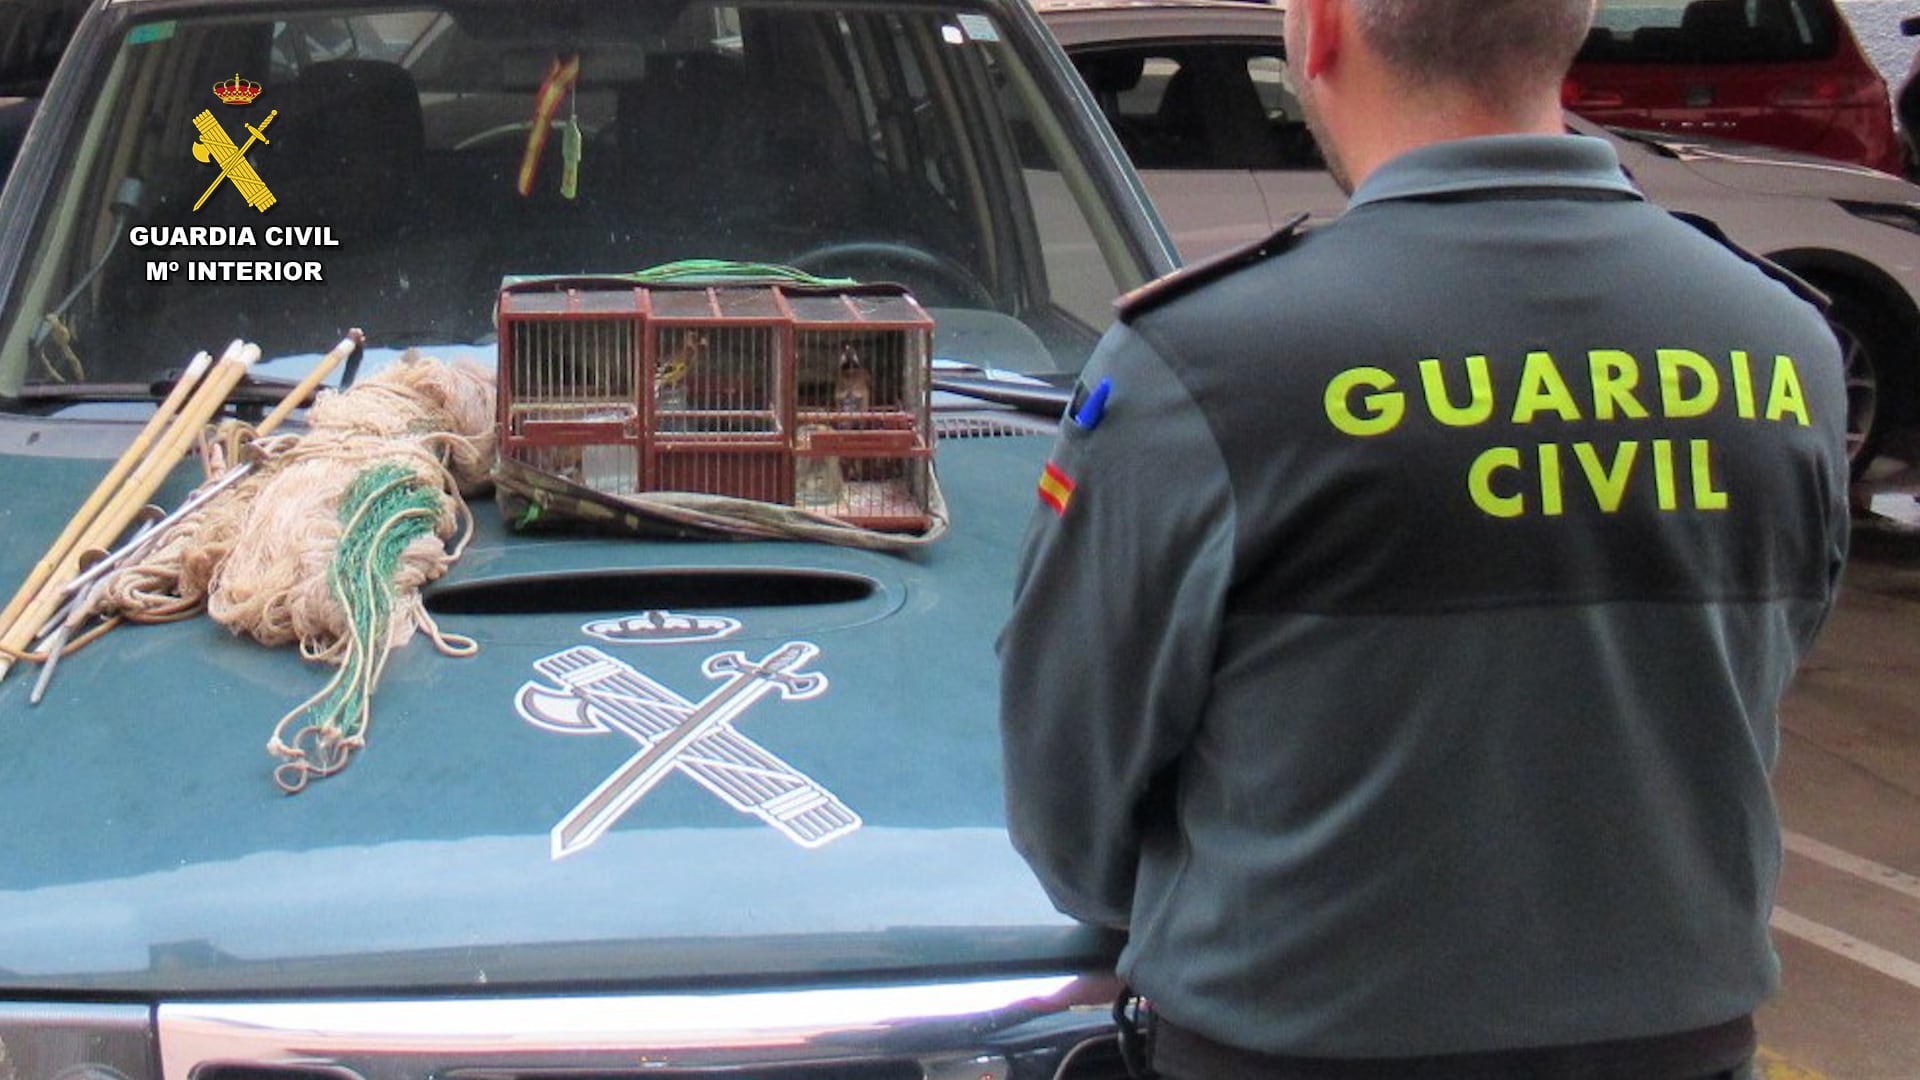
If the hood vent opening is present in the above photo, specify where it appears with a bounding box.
[424,568,878,616]
[193,1067,368,1080]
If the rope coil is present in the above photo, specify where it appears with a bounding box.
[97,352,495,791]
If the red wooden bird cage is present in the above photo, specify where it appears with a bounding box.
[497,278,936,532]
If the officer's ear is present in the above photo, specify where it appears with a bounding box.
[1296,0,1343,81]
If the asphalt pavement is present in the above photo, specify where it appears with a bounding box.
[1758,454,1920,1078]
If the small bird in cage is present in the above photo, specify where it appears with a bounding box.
[657,331,707,393]
[833,344,880,483]
[795,424,845,508]
[835,344,872,415]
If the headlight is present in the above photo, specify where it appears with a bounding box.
[1835,199,1920,236]
[0,1005,153,1080]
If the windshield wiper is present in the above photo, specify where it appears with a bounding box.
[6,372,313,418]
[19,370,1073,420]
[931,376,1071,418]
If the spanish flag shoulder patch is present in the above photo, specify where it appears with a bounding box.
[1038,461,1076,515]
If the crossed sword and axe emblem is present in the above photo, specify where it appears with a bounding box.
[516,643,863,859]
[191,108,278,212]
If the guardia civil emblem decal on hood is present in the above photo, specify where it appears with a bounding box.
[516,643,861,859]
[582,610,743,645]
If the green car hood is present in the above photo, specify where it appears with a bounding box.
[0,424,1114,996]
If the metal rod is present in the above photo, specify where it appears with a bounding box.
[27,624,68,705]
[0,351,213,683]
[40,507,163,632]
[57,465,252,599]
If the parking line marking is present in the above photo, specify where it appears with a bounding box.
[1770,907,1920,991]
[1782,830,1920,903]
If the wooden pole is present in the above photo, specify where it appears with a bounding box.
[0,350,213,679]
[49,329,368,607]
[0,341,257,681]
[255,329,363,438]
[28,331,368,692]
[64,342,259,580]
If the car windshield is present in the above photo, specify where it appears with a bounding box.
[0,0,1150,400]
[1581,0,1839,64]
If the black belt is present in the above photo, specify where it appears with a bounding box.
[1150,1013,1755,1080]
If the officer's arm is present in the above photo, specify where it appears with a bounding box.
[996,324,1235,929]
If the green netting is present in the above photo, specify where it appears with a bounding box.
[269,462,445,793]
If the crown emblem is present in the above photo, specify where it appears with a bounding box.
[213,73,262,105]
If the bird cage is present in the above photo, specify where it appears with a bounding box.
[646,286,791,503]
[497,286,644,494]
[497,277,936,532]
[790,290,935,532]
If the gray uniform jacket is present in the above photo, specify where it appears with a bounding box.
[997,135,1850,1060]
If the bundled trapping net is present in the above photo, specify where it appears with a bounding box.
[100,352,496,791]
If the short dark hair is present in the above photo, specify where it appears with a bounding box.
[1349,0,1594,107]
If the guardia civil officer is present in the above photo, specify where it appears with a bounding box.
[997,1,1850,1076]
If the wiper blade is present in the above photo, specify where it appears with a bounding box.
[150,371,307,405]
[21,373,1071,418]
[932,376,1071,419]
[7,373,312,413]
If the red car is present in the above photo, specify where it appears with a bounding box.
[1566,0,1901,174]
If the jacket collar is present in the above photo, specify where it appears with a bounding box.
[1347,134,1644,209]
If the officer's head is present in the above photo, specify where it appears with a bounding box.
[1285,0,1596,192]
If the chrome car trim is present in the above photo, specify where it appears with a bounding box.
[158,975,1119,1080]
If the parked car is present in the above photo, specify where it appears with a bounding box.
[1039,0,1920,476]
[1567,0,1902,175]
[1897,13,1920,171]
[0,0,1179,1074]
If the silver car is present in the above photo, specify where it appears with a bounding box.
[1039,0,1920,489]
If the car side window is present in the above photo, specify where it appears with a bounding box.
[1068,48,1191,167]
[1070,44,1322,171]
[1246,52,1322,170]
[1247,55,1289,116]
[1581,0,1837,62]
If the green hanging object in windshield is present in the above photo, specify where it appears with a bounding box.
[560,116,582,201]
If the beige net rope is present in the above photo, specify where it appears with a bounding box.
[97,352,496,790]
[103,352,495,644]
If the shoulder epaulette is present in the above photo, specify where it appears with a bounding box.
[1670,210,1830,312]
[1116,212,1313,323]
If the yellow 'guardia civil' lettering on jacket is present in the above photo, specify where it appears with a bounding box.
[1322,347,1811,518]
